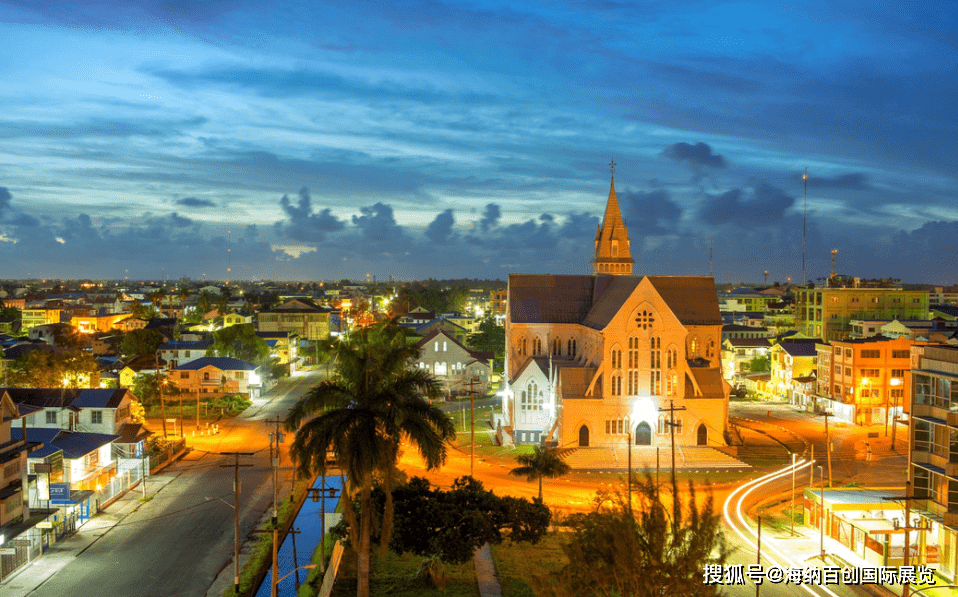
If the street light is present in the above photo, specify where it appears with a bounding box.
[275,564,317,593]
[889,378,902,444]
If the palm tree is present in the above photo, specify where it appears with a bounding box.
[285,323,455,597]
[509,445,574,502]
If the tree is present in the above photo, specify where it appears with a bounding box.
[335,476,549,584]
[9,349,98,388]
[748,355,770,372]
[197,290,214,316]
[284,322,456,597]
[121,329,165,359]
[466,317,505,362]
[509,445,574,501]
[536,477,730,597]
[206,323,268,363]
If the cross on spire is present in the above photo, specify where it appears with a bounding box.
[609,158,616,177]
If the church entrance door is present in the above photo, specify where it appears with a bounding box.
[635,422,652,445]
[578,425,589,447]
[697,424,708,446]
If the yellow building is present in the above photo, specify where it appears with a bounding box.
[71,312,127,334]
[768,341,817,401]
[795,286,929,341]
[257,299,331,341]
[502,176,728,449]
[21,308,60,331]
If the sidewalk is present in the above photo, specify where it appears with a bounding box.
[0,460,183,597]
[474,543,502,597]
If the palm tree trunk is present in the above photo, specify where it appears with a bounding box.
[538,476,543,502]
[357,481,372,597]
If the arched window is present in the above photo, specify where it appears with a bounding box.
[443,341,448,351]
[657,415,667,434]
[523,382,539,410]
[521,337,527,355]
[553,338,562,355]
[650,336,661,395]
[571,339,577,356]
[697,424,708,446]
[533,337,542,355]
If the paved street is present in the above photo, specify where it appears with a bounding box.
[18,371,324,597]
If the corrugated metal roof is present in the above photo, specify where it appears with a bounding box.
[508,274,595,324]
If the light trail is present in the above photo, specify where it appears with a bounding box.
[723,459,843,597]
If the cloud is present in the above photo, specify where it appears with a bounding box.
[806,173,871,190]
[478,203,501,232]
[618,189,683,237]
[425,209,455,243]
[9,213,40,227]
[273,187,346,242]
[700,183,795,226]
[351,202,404,242]
[0,187,11,219]
[176,197,216,208]
[661,142,727,169]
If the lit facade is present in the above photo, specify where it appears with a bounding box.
[795,287,929,341]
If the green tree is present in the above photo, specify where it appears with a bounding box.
[466,317,505,361]
[197,290,214,315]
[509,445,574,501]
[206,323,268,363]
[9,349,98,388]
[748,355,770,372]
[284,323,455,597]
[121,329,165,359]
[536,478,730,597]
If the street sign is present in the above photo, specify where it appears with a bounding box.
[33,463,52,474]
[49,483,71,501]
[36,522,53,529]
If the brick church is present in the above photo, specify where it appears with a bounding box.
[500,175,729,449]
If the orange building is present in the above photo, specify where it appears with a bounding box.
[822,335,917,425]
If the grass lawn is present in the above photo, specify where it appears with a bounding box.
[490,533,569,597]
[330,549,479,597]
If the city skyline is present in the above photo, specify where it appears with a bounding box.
[0,1,956,282]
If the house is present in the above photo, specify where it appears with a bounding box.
[720,337,772,383]
[12,427,118,491]
[167,357,261,399]
[501,175,728,450]
[768,341,818,403]
[256,331,299,372]
[157,339,213,369]
[0,387,141,436]
[118,354,166,388]
[257,299,333,341]
[222,312,253,328]
[21,308,61,332]
[413,330,493,395]
[411,317,469,343]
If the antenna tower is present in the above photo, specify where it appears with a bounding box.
[802,168,808,286]
[227,229,232,284]
[706,238,715,277]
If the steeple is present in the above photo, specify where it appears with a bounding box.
[591,174,634,276]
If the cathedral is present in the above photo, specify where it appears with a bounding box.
[500,175,729,450]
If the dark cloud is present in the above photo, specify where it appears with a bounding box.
[0,187,10,218]
[806,173,871,190]
[351,203,403,242]
[273,187,346,242]
[619,189,683,236]
[10,213,40,227]
[700,183,795,226]
[539,213,554,222]
[479,203,501,232]
[661,142,727,169]
[425,209,455,244]
[176,197,216,208]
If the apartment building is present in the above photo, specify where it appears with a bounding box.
[257,298,332,341]
[795,286,929,341]
[821,336,913,425]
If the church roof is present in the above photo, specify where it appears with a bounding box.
[592,177,633,265]
[688,367,726,398]
[646,276,723,325]
[581,276,641,329]
[508,274,595,324]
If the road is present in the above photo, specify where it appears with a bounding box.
[28,371,324,597]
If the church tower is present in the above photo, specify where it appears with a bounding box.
[591,174,634,275]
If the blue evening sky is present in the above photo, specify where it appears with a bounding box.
[0,1,956,283]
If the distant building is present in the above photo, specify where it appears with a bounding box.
[21,308,61,332]
[413,330,493,395]
[167,356,261,399]
[795,286,929,341]
[257,298,332,341]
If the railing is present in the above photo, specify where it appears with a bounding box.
[317,541,345,597]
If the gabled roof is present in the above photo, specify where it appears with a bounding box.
[508,274,595,324]
[645,276,723,325]
[0,388,132,409]
[774,342,818,357]
[724,337,772,348]
[116,422,151,444]
[122,354,166,372]
[931,304,958,318]
[69,389,132,409]
[416,329,493,362]
[722,324,768,333]
[687,367,725,398]
[511,356,550,382]
[260,298,330,313]
[172,356,258,371]
[581,276,642,329]
[12,428,119,459]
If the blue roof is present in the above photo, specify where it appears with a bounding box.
[13,428,119,459]
[173,357,257,371]
[70,389,129,409]
[159,339,213,350]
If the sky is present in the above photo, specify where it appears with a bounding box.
[0,1,956,284]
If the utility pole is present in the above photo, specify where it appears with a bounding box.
[464,376,479,478]
[308,481,339,574]
[659,400,687,528]
[818,465,825,561]
[883,482,930,597]
[756,515,762,597]
[824,411,833,487]
[290,527,302,590]
[791,453,797,537]
[221,452,254,596]
[266,418,285,526]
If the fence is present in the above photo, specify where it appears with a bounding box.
[317,541,345,597]
[149,438,187,472]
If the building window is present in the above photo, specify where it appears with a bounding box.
[892,350,909,358]
[891,369,904,378]
[860,350,880,358]
[46,410,57,424]
[553,338,562,355]
[915,420,931,453]
[435,341,439,352]
[860,369,880,378]
[91,410,103,425]
[533,337,542,355]
[844,349,852,358]
[443,341,447,351]
[844,367,852,376]
[650,336,661,395]
[180,372,189,379]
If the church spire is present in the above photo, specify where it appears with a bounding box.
[591,169,634,276]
